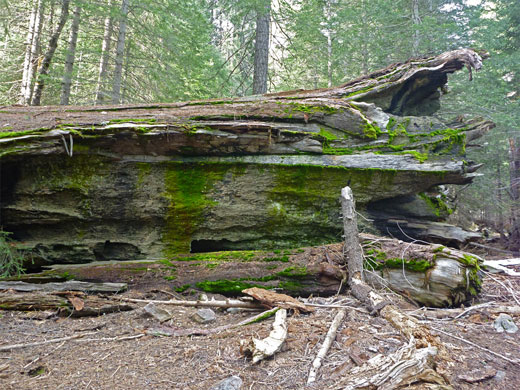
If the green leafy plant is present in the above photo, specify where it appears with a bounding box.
[0,231,27,278]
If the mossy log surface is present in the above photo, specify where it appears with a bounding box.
[0,49,494,262]
[31,237,482,308]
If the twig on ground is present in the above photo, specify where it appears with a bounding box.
[0,332,97,352]
[147,307,280,337]
[431,327,520,365]
[307,308,347,384]
[112,296,262,310]
[482,270,520,306]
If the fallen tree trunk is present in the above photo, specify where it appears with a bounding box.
[33,236,482,308]
[0,49,494,264]
[0,280,127,293]
[0,292,133,316]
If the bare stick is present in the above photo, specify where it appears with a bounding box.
[113,296,262,310]
[147,307,280,337]
[0,332,97,352]
[431,327,520,365]
[307,308,347,384]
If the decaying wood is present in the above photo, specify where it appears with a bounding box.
[0,292,133,316]
[242,308,288,364]
[340,187,363,283]
[483,258,520,276]
[334,339,450,390]
[307,308,347,384]
[339,185,451,389]
[242,287,314,313]
[359,233,483,307]
[0,280,127,293]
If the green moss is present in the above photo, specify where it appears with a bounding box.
[136,163,152,186]
[195,280,264,294]
[364,249,433,272]
[344,85,375,98]
[392,150,429,163]
[175,284,191,293]
[279,102,338,116]
[0,129,43,139]
[419,193,453,217]
[162,162,227,256]
[243,308,278,324]
[362,121,382,140]
[30,154,107,195]
[318,128,339,141]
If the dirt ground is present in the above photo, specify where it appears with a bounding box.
[1,252,519,390]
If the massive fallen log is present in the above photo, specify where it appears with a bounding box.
[0,49,494,265]
[33,236,481,307]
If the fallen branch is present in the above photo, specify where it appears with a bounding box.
[114,296,262,310]
[146,307,280,337]
[307,308,347,384]
[431,327,520,366]
[0,332,97,352]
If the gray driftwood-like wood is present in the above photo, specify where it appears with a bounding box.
[0,291,133,316]
[0,280,127,293]
[340,186,364,283]
[339,188,452,390]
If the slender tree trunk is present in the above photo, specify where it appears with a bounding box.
[20,0,39,104]
[508,137,520,255]
[73,51,83,96]
[60,5,81,105]
[496,162,506,242]
[252,1,270,95]
[325,1,333,88]
[31,0,71,106]
[25,0,45,105]
[112,0,129,104]
[361,0,369,75]
[412,0,421,56]
[121,36,131,103]
[95,0,114,105]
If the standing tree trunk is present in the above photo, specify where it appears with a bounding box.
[31,0,71,106]
[496,162,506,242]
[252,1,270,95]
[324,1,333,88]
[411,0,421,56]
[95,0,114,105]
[20,0,40,104]
[60,5,81,105]
[508,137,520,255]
[111,0,129,104]
[25,0,45,105]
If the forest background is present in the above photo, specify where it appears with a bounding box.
[0,0,518,251]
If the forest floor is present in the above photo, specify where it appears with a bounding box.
[0,246,519,390]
